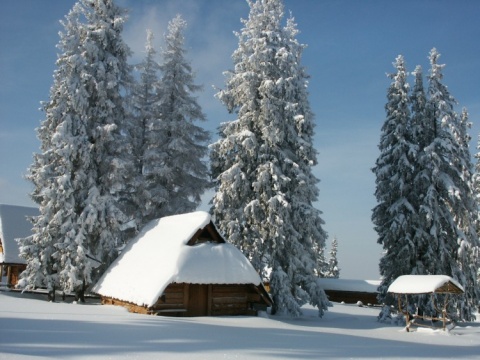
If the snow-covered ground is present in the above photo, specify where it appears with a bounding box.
[0,290,479,359]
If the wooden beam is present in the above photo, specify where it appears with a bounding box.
[187,229,203,246]
[205,223,225,244]
[183,283,189,310]
[186,223,226,246]
[207,284,212,316]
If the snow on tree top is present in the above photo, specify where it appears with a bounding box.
[387,275,464,294]
[0,204,38,264]
[92,211,262,307]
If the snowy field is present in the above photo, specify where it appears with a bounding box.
[0,290,479,359]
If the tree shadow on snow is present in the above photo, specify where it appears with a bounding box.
[1,313,479,359]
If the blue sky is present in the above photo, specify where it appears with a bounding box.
[1,0,479,280]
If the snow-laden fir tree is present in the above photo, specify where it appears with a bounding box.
[210,0,329,316]
[130,29,168,226]
[326,236,340,278]
[18,4,88,298]
[373,55,419,304]
[18,0,134,301]
[154,15,210,216]
[420,48,479,320]
[457,108,480,318]
[374,49,479,320]
[408,65,435,287]
[473,115,480,291]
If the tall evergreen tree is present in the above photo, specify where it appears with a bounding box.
[155,15,210,216]
[18,0,134,301]
[130,29,167,226]
[18,4,88,298]
[422,48,479,320]
[373,55,418,303]
[474,125,480,289]
[408,64,434,284]
[326,236,340,279]
[210,0,328,316]
[410,65,429,168]
[374,50,479,320]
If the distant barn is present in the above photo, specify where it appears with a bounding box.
[0,204,38,287]
[92,211,272,316]
[317,278,381,305]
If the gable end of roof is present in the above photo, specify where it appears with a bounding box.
[187,222,225,246]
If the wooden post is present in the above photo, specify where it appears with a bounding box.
[183,283,189,313]
[442,293,449,331]
[207,284,212,316]
[404,295,410,332]
[6,266,11,287]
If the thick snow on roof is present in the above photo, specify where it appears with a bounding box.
[387,275,464,294]
[92,211,262,307]
[317,278,380,293]
[0,204,38,264]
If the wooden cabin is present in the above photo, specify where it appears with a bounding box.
[0,204,38,287]
[388,275,464,331]
[93,211,272,316]
[317,278,381,305]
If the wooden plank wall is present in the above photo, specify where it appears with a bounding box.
[1,264,27,287]
[151,283,187,313]
[211,284,254,316]
[103,283,267,317]
[153,283,261,316]
[324,290,379,305]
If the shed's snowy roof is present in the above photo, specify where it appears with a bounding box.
[0,204,38,264]
[317,278,380,293]
[387,275,464,294]
[92,211,262,307]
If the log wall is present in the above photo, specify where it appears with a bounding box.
[102,282,269,317]
[211,284,253,316]
[0,264,27,287]
[324,290,379,305]
[152,283,266,316]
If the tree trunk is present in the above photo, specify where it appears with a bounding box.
[75,281,86,303]
[47,285,56,302]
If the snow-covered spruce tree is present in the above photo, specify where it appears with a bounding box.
[456,108,480,319]
[326,236,340,278]
[19,0,134,301]
[155,14,210,216]
[211,0,328,316]
[18,4,88,298]
[421,48,479,320]
[473,115,480,294]
[130,29,167,226]
[410,65,430,170]
[373,55,419,304]
[409,65,435,278]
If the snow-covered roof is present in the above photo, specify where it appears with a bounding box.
[317,278,380,293]
[92,211,262,307]
[387,275,464,294]
[0,204,38,264]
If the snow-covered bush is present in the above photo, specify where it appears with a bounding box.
[377,305,405,326]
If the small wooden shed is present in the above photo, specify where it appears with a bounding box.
[0,204,38,287]
[92,211,272,316]
[388,275,464,331]
[317,278,380,305]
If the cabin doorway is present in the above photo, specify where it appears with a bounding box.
[187,284,209,316]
